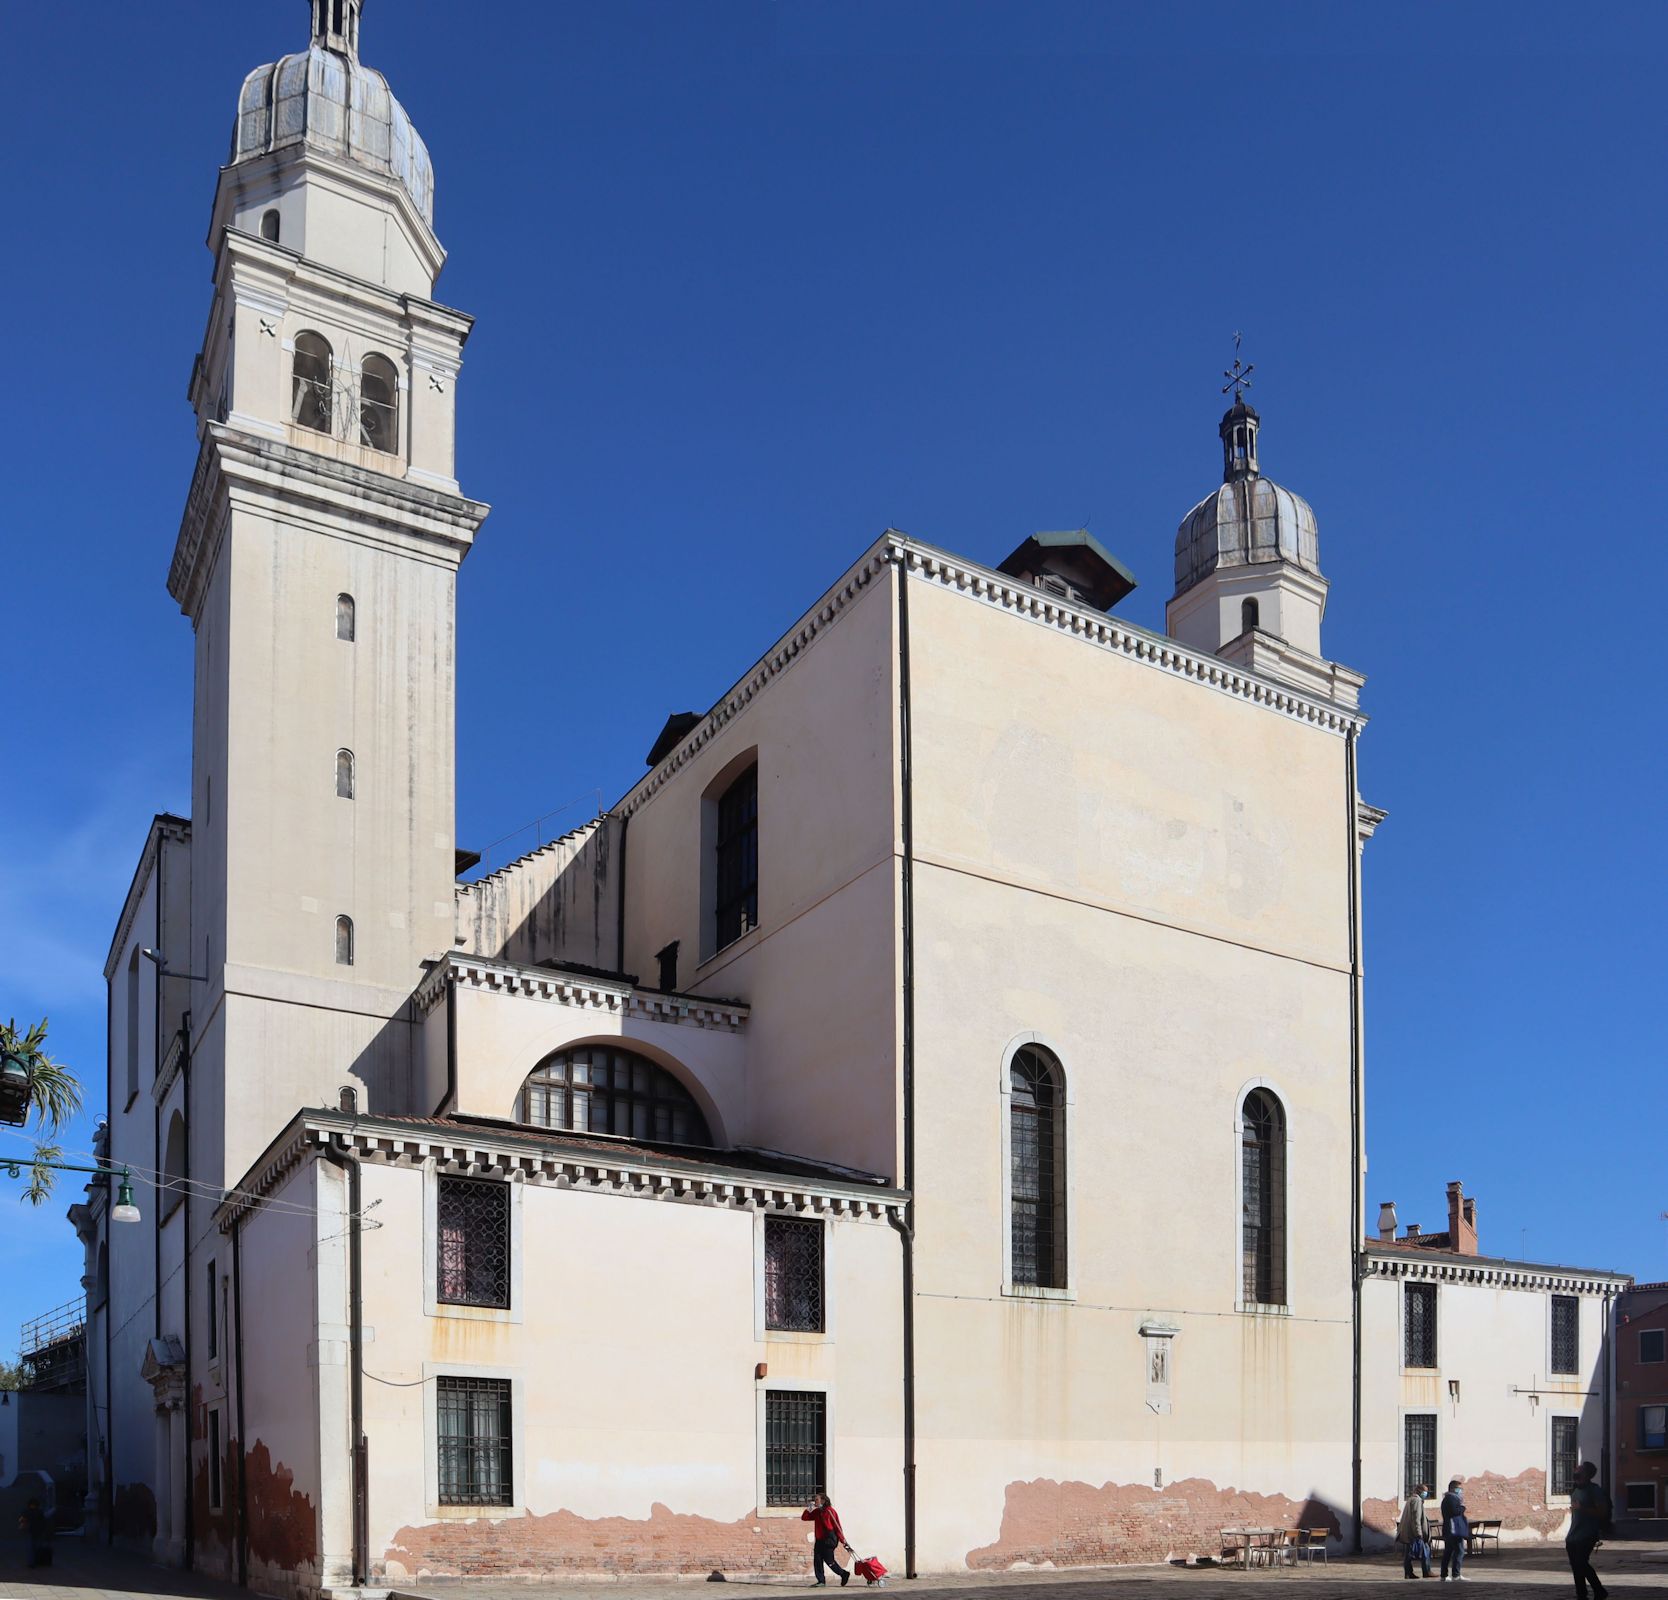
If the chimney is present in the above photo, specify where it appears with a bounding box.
[1406,1223,1421,1239]
[1377,1202,1398,1242]
[1447,1180,1479,1256]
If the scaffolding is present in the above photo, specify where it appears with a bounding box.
[19,1295,86,1391]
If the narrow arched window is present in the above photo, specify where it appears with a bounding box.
[336,749,355,799]
[336,593,355,641]
[1241,597,1260,634]
[1010,1046,1066,1289]
[519,1046,711,1145]
[292,331,333,434]
[260,209,281,243]
[335,915,354,966]
[359,354,399,453]
[1241,1089,1287,1305]
[161,1112,187,1220]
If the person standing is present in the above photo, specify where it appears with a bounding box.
[801,1491,851,1587]
[1398,1482,1432,1579]
[1565,1462,1612,1600]
[1439,1478,1470,1582]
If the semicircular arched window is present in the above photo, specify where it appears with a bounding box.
[358,353,399,454]
[292,331,334,434]
[1009,1045,1066,1289]
[518,1046,711,1146]
[1241,1088,1287,1306]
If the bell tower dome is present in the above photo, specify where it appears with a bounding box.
[1165,387,1362,707]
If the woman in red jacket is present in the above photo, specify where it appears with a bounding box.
[801,1492,850,1586]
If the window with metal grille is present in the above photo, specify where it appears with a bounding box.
[1641,1404,1667,1450]
[1551,1295,1580,1374]
[519,1046,711,1145]
[764,1389,825,1507]
[765,1217,824,1332]
[206,1259,218,1359]
[1241,1089,1287,1306]
[1404,1413,1437,1500]
[1641,1329,1666,1364]
[208,1406,223,1510]
[1550,1415,1579,1495]
[1010,1046,1066,1289]
[437,1178,511,1309]
[1404,1283,1436,1368]
[715,765,758,950]
[437,1376,513,1506]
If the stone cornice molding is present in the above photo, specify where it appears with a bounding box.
[1364,1249,1630,1297]
[169,425,489,619]
[218,1112,900,1231]
[103,814,191,979]
[618,532,1368,818]
[414,952,749,1034]
[1358,802,1388,845]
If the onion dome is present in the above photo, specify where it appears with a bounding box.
[1173,400,1321,594]
[230,1,434,227]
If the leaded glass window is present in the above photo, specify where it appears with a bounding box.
[519,1046,711,1146]
[437,1177,510,1309]
[437,1376,512,1506]
[715,765,758,949]
[765,1217,824,1332]
[764,1389,825,1506]
[1550,1415,1579,1495]
[1010,1046,1066,1289]
[1241,1089,1287,1306]
[1551,1295,1580,1375]
[1404,1413,1437,1500]
[1405,1282,1437,1368]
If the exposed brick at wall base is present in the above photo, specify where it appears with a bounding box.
[1363,1468,1569,1544]
[112,1481,158,1544]
[244,1440,320,1577]
[966,1477,1343,1569]
[382,1504,815,1581]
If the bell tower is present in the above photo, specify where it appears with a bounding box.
[170,0,489,1186]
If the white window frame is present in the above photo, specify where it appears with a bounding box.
[1233,1077,1292,1315]
[1401,1278,1438,1371]
[755,1377,833,1520]
[1400,1407,1440,1503]
[999,1032,1075,1302]
[1141,1319,1178,1415]
[754,1210,835,1344]
[422,1362,527,1520]
[1547,1411,1581,1501]
[423,1162,524,1325]
[1548,1291,1581,1377]
[1622,1481,1657,1516]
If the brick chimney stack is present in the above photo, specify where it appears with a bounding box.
[1447,1180,1479,1256]
[1378,1201,1398,1242]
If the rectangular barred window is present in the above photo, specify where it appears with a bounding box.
[437,1177,511,1309]
[715,765,759,950]
[1404,1413,1437,1500]
[1624,1483,1657,1513]
[764,1217,825,1333]
[1551,1294,1580,1375]
[437,1376,513,1506]
[1404,1283,1437,1368]
[1550,1416,1579,1496]
[1639,1328,1665,1364]
[764,1389,826,1507]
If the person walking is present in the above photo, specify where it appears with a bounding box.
[1439,1478,1470,1582]
[1398,1482,1432,1579]
[802,1491,851,1587]
[1565,1462,1612,1600]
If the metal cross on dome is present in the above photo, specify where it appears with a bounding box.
[1222,332,1254,401]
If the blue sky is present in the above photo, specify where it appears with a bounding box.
[2,0,1665,1353]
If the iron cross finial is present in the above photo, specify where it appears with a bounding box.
[1222,331,1254,401]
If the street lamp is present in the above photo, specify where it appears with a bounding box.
[112,1177,141,1224]
[0,1158,142,1223]
[0,1046,32,1126]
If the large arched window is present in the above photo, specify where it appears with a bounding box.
[1009,1046,1066,1289]
[519,1046,711,1146]
[161,1112,186,1220]
[291,331,334,434]
[1241,1088,1287,1306]
[359,354,399,453]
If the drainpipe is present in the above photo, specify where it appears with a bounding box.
[1346,725,1364,1553]
[103,975,115,1546]
[180,1015,194,1571]
[319,1137,368,1585]
[232,1209,248,1588]
[892,545,918,1578]
[1601,1286,1614,1488]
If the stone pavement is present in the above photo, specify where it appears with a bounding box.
[3,1537,1665,1600]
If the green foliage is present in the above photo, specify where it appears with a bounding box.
[2,1018,84,1205]
[0,1357,24,1390]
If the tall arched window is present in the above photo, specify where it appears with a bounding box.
[1241,1088,1287,1306]
[1241,597,1260,634]
[291,331,333,434]
[260,209,281,243]
[359,354,399,453]
[336,749,355,799]
[336,593,355,641]
[1010,1046,1066,1289]
[161,1112,187,1220]
[519,1046,711,1145]
[335,915,354,967]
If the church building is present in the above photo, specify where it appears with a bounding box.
[68,5,1623,1594]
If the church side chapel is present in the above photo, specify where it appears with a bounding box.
[72,5,1623,1595]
